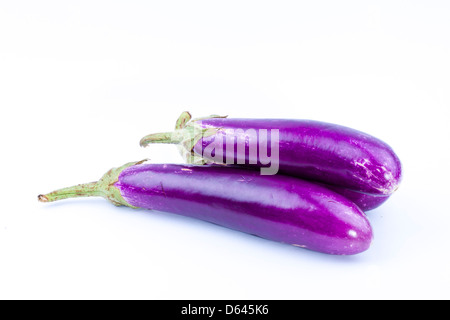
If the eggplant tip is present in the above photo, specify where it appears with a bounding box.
[38,194,48,202]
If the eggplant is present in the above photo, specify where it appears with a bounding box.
[38,160,373,255]
[140,112,402,196]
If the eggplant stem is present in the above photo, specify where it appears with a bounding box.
[38,182,102,203]
[38,160,147,208]
[140,112,227,164]
[175,111,192,130]
[139,131,183,147]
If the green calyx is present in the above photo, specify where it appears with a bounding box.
[139,111,227,164]
[38,160,147,207]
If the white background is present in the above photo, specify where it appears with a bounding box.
[1,1,449,300]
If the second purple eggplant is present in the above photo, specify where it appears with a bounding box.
[140,112,402,198]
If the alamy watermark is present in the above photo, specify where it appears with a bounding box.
[184,125,280,175]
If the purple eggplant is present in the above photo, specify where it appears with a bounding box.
[38,160,373,255]
[140,112,402,196]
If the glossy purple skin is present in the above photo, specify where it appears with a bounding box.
[115,163,373,255]
[319,184,390,211]
[215,165,390,211]
[193,118,402,196]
